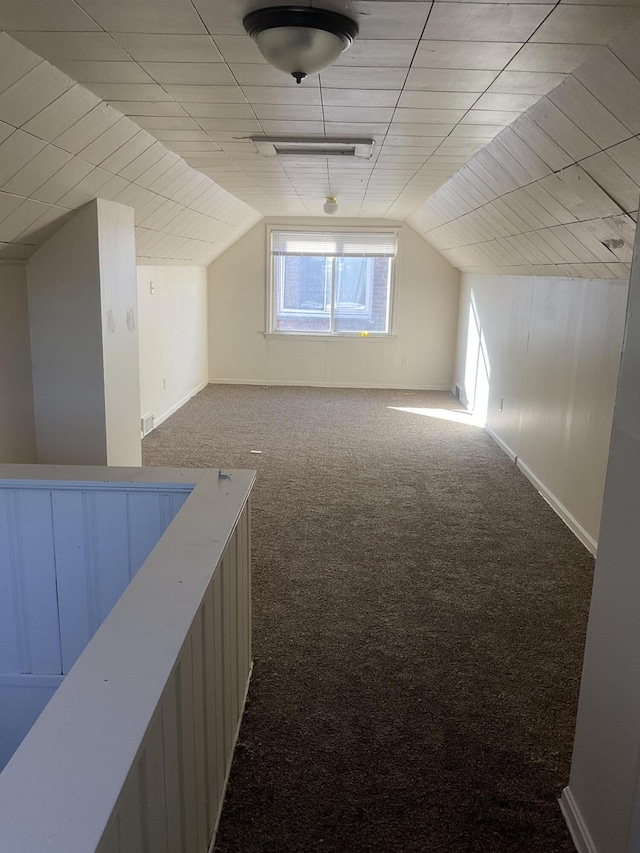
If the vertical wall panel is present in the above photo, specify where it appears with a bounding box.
[236,514,248,710]
[95,492,130,622]
[221,552,235,760]
[241,505,252,686]
[118,763,145,853]
[52,490,95,674]
[233,528,245,712]
[0,491,22,673]
[227,540,240,733]
[140,710,169,853]
[13,489,61,674]
[177,650,198,853]
[246,504,253,676]
[127,492,164,580]
[190,607,209,850]
[212,567,227,805]
[160,678,183,853]
[203,583,221,832]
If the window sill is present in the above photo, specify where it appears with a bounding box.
[264,333,397,341]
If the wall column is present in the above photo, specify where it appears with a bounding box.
[0,263,36,462]
[27,199,141,466]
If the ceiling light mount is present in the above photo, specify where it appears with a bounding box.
[323,197,339,215]
[243,6,359,84]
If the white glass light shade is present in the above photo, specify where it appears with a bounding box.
[244,7,358,83]
[323,198,339,215]
[254,26,346,77]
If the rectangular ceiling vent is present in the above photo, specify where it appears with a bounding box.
[250,136,375,159]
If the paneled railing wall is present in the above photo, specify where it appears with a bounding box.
[0,481,190,677]
[0,465,254,853]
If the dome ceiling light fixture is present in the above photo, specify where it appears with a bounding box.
[323,197,339,215]
[243,6,359,84]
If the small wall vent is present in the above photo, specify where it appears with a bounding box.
[141,413,154,437]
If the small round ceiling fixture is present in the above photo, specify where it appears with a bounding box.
[323,196,339,215]
[243,6,359,84]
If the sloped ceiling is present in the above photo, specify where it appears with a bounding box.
[0,33,261,265]
[0,1,639,273]
[407,22,640,280]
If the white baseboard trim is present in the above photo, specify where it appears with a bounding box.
[482,424,598,555]
[209,378,453,391]
[516,459,598,556]
[151,379,209,430]
[560,787,599,853]
[484,424,517,463]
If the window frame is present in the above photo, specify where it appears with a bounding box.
[265,225,400,339]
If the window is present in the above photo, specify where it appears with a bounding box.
[269,230,397,335]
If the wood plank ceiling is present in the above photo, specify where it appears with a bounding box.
[0,0,639,271]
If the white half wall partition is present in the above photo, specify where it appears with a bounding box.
[137,265,209,433]
[208,219,460,390]
[0,476,191,771]
[27,198,141,467]
[0,262,35,463]
[0,463,254,853]
[454,273,628,551]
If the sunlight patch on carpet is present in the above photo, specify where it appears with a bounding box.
[387,406,484,426]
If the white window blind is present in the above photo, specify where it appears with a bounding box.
[271,231,397,258]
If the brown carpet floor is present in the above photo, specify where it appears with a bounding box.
[142,385,593,853]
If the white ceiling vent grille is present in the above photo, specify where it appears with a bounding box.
[250,137,375,159]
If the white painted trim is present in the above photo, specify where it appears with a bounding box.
[484,424,517,462]
[208,378,453,391]
[481,423,598,554]
[516,458,598,555]
[151,379,209,430]
[0,479,192,493]
[263,333,397,341]
[560,787,600,853]
[265,223,401,337]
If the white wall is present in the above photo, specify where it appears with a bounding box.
[28,202,107,465]
[0,263,36,463]
[28,199,141,466]
[456,273,628,550]
[561,218,640,853]
[137,265,209,429]
[97,200,141,467]
[208,219,460,390]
